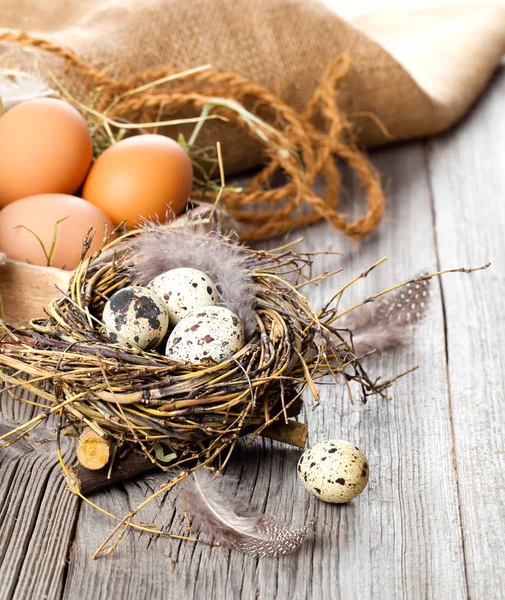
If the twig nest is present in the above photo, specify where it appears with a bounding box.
[166,305,245,364]
[298,439,369,503]
[102,285,169,350]
[0,223,397,497]
[147,267,219,325]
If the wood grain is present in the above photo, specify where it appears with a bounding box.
[426,68,505,599]
[0,390,79,600]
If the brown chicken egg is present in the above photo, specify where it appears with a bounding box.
[0,193,115,270]
[82,134,193,228]
[0,98,93,206]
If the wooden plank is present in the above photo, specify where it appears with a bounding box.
[61,142,467,599]
[0,391,79,600]
[426,67,505,598]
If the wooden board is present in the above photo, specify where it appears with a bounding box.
[426,69,505,599]
[0,391,79,600]
[1,67,504,600]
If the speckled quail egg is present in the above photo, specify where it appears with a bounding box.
[147,268,219,326]
[298,439,369,503]
[102,286,169,350]
[165,305,244,364]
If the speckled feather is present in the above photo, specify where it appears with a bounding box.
[125,224,257,337]
[182,471,312,557]
[342,276,431,355]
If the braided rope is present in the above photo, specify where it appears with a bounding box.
[0,32,385,241]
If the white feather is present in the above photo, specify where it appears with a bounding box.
[0,71,54,110]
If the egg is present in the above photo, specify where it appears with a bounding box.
[102,286,169,350]
[147,268,219,326]
[0,193,115,270]
[166,306,245,364]
[297,439,369,503]
[82,134,193,228]
[0,98,93,206]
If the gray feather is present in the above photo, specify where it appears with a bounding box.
[124,224,257,337]
[181,471,312,557]
[342,275,431,355]
[350,325,412,355]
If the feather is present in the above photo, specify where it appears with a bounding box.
[0,71,54,110]
[350,325,412,355]
[181,470,312,557]
[340,275,431,355]
[124,223,257,337]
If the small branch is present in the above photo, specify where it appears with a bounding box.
[76,420,309,495]
[76,426,111,471]
[255,420,308,449]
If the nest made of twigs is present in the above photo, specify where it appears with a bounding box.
[0,222,396,475]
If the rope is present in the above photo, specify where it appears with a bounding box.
[0,32,385,242]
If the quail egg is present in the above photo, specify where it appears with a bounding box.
[298,439,369,503]
[102,286,169,350]
[147,268,219,325]
[165,305,244,364]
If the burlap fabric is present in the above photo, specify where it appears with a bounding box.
[3,0,505,173]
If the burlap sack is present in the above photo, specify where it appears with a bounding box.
[2,0,504,175]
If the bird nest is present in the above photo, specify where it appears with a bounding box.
[0,220,399,476]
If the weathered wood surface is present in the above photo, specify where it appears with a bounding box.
[1,69,504,600]
[427,80,505,598]
[0,390,79,600]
